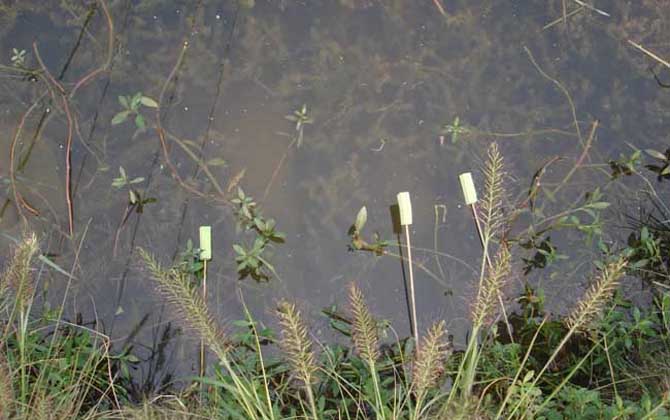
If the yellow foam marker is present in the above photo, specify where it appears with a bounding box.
[199,226,212,261]
[397,192,413,226]
[459,172,478,205]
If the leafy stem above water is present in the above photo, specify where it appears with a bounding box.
[285,104,313,148]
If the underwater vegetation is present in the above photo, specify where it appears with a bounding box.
[2,0,670,418]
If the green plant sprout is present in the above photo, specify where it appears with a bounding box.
[609,150,641,179]
[111,166,155,212]
[11,48,26,67]
[111,92,158,129]
[284,104,313,147]
[348,206,390,255]
[231,187,285,280]
[439,116,470,145]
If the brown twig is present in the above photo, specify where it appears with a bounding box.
[628,40,670,70]
[432,0,447,18]
[524,46,584,147]
[70,0,114,97]
[552,120,598,196]
[263,136,297,201]
[9,98,45,221]
[62,96,75,236]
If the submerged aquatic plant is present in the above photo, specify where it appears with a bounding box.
[111,92,158,129]
[284,104,313,148]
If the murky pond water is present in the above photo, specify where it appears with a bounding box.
[1,0,669,382]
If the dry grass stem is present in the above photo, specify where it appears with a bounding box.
[566,256,628,331]
[276,300,318,386]
[348,283,379,363]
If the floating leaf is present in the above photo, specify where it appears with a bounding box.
[354,206,367,232]
[111,110,130,125]
[140,96,158,108]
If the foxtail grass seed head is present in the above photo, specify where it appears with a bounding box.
[479,143,506,238]
[1,232,39,308]
[412,320,451,397]
[139,249,229,361]
[199,226,212,261]
[275,300,318,386]
[472,244,511,327]
[567,256,627,331]
[397,192,413,226]
[348,283,380,362]
[459,172,478,205]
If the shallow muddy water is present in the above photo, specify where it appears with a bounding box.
[1,0,669,381]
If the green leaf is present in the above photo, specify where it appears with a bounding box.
[131,92,142,109]
[119,166,127,179]
[587,202,610,210]
[118,95,129,109]
[135,114,146,129]
[206,158,227,167]
[645,149,667,161]
[129,190,138,204]
[111,111,130,125]
[128,177,145,184]
[640,226,649,242]
[111,178,125,188]
[140,96,158,108]
[233,244,245,255]
[354,206,367,232]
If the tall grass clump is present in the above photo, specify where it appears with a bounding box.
[0,233,123,419]
[139,248,276,420]
[445,143,511,416]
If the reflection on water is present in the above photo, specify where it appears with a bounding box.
[1,1,669,377]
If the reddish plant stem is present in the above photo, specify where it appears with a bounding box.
[9,99,45,220]
[62,96,75,236]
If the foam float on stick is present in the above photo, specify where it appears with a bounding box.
[459,172,478,205]
[199,226,212,261]
[396,191,419,349]
[397,191,413,225]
